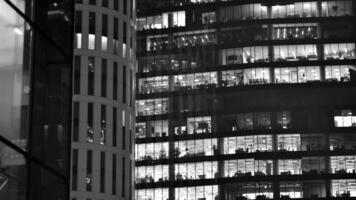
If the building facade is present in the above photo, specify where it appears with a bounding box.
[0,0,73,199]
[135,0,356,200]
[71,0,136,200]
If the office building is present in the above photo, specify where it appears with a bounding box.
[0,0,73,199]
[71,0,136,200]
[135,0,356,200]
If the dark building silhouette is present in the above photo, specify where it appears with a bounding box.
[135,0,356,200]
[0,0,74,199]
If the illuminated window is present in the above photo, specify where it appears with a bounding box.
[187,116,212,134]
[224,182,273,200]
[277,134,301,151]
[175,185,218,200]
[135,120,168,138]
[75,33,82,48]
[325,65,352,82]
[330,156,356,174]
[331,179,356,197]
[272,2,318,18]
[101,36,107,51]
[274,44,318,61]
[139,76,169,94]
[324,43,355,60]
[175,161,218,180]
[88,34,95,50]
[136,188,169,200]
[321,1,353,17]
[135,165,169,183]
[223,135,273,154]
[243,68,270,85]
[174,139,217,158]
[274,66,320,83]
[334,109,356,127]
[173,72,218,91]
[220,46,269,65]
[136,98,168,116]
[272,23,318,40]
[280,182,302,198]
[224,159,273,177]
[135,142,169,161]
[278,159,302,175]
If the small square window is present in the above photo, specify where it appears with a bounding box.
[102,0,108,7]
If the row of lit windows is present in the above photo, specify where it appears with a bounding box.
[136,180,356,200]
[136,111,290,135]
[145,30,216,51]
[137,65,353,94]
[135,133,356,161]
[220,43,355,64]
[139,22,355,52]
[138,1,353,31]
[138,43,354,73]
[135,110,355,135]
[138,44,355,74]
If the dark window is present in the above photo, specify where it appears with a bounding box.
[75,11,82,33]
[112,154,117,195]
[87,103,93,128]
[129,129,132,153]
[101,59,107,97]
[72,149,78,190]
[102,0,108,7]
[122,157,125,197]
[100,152,105,193]
[123,22,127,44]
[129,69,132,106]
[87,103,94,143]
[129,161,132,200]
[102,14,108,37]
[113,62,118,99]
[74,56,81,94]
[130,26,133,48]
[88,56,95,95]
[113,17,118,40]
[89,12,95,34]
[101,105,106,145]
[89,0,96,5]
[75,0,82,3]
[123,65,126,103]
[114,0,119,11]
[122,126,126,150]
[130,0,133,18]
[113,108,117,146]
[123,0,127,14]
[73,102,79,142]
[86,150,93,191]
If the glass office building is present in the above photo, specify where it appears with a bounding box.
[71,0,136,200]
[135,0,356,200]
[0,0,73,200]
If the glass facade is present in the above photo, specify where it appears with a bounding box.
[136,0,356,200]
[0,0,73,199]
